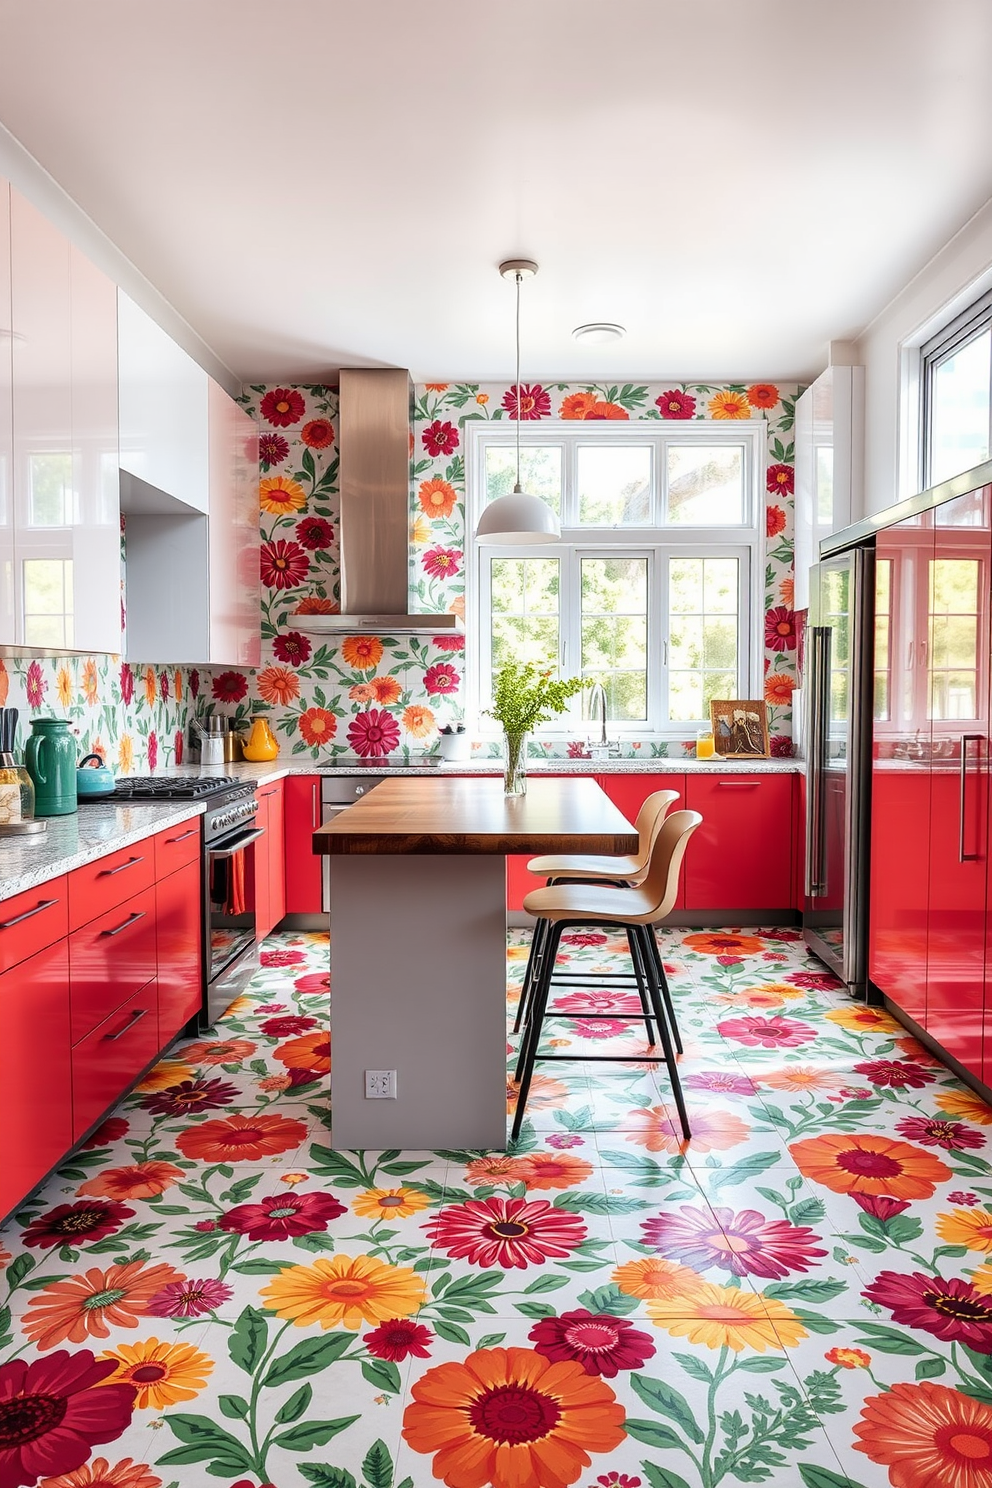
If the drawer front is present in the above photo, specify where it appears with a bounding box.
[0,877,68,975]
[0,939,72,1217]
[69,840,156,931]
[154,818,202,879]
[69,886,158,1044]
[157,860,203,1044]
[72,979,159,1141]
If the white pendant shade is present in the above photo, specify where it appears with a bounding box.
[475,486,561,543]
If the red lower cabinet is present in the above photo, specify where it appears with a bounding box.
[157,860,203,1043]
[0,940,71,1217]
[284,775,323,913]
[253,781,286,938]
[72,980,159,1141]
[683,774,793,910]
[68,886,157,1044]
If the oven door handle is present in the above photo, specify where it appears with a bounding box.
[210,826,266,859]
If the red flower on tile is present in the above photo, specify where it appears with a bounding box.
[502,383,551,420]
[23,1202,135,1250]
[528,1309,656,1377]
[422,419,459,456]
[146,731,158,771]
[347,707,401,758]
[260,388,305,427]
[260,949,307,966]
[258,431,290,468]
[716,1015,817,1048]
[423,663,460,696]
[748,384,780,409]
[683,1071,757,1096]
[118,663,134,705]
[766,504,786,538]
[655,389,696,419]
[422,547,462,579]
[765,606,797,651]
[854,1060,936,1090]
[852,1194,912,1221]
[294,972,330,994]
[189,668,200,698]
[219,1190,346,1240]
[211,671,248,703]
[140,1078,239,1117]
[641,1203,826,1280]
[364,1318,434,1362]
[770,735,794,757]
[864,1270,992,1352]
[145,1277,234,1318]
[896,1117,985,1151]
[787,970,842,990]
[766,463,794,495]
[432,634,465,652]
[174,729,184,764]
[0,1349,137,1483]
[300,418,334,449]
[26,660,46,709]
[261,1014,318,1037]
[295,516,334,551]
[272,631,313,666]
[561,931,608,947]
[81,1117,129,1150]
[425,1196,587,1268]
[260,539,310,590]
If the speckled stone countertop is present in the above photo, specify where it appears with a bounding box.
[0,800,204,899]
[187,756,802,786]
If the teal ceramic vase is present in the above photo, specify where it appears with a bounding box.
[25,718,78,816]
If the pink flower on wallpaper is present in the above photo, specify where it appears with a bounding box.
[432,634,465,652]
[567,740,590,758]
[765,606,797,651]
[260,539,310,590]
[189,668,200,698]
[716,1015,817,1048]
[25,660,46,709]
[272,631,313,666]
[260,388,305,427]
[422,547,462,579]
[655,389,697,419]
[766,463,795,496]
[212,671,248,703]
[119,662,134,705]
[295,516,334,551]
[258,431,290,469]
[422,419,459,456]
[347,707,401,758]
[174,730,184,764]
[502,383,551,420]
[423,662,460,696]
[147,731,158,771]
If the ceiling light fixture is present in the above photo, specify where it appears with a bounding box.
[475,259,561,545]
[572,322,625,344]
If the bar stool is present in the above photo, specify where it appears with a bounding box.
[513,790,679,1038]
[510,808,702,1144]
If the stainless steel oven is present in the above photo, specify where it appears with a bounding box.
[320,775,388,910]
[204,785,263,1026]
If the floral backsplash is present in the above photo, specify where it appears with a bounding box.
[0,377,800,768]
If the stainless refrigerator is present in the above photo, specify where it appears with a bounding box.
[803,542,876,1000]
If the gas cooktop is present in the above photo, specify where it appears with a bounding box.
[101,776,242,800]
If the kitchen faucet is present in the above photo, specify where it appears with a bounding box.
[589,682,608,746]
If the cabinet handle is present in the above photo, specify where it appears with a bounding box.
[101,910,146,938]
[166,828,198,844]
[0,897,59,930]
[716,781,759,787]
[959,733,984,863]
[100,855,144,877]
[312,781,319,830]
[103,1007,149,1041]
[261,788,276,798]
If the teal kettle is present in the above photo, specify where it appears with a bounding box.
[25,718,78,816]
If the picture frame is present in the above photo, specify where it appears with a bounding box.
[709,699,770,758]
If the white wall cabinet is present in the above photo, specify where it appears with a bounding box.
[0,182,13,646]
[118,291,208,514]
[794,364,865,611]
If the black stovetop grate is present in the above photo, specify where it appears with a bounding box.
[103,776,241,800]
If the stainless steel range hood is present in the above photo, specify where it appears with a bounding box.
[294,367,462,635]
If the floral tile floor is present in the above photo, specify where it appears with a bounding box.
[5,929,992,1488]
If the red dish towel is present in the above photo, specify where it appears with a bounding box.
[229,850,246,916]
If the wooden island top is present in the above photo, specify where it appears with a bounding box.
[313,775,640,856]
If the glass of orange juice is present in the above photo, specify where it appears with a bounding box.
[696,729,715,759]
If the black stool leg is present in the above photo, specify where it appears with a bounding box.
[513,917,547,1035]
[636,924,691,1142]
[644,923,683,1055]
[625,927,656,1046]
[511,921,563,1143]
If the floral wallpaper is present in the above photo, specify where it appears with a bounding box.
[215,379,800,762]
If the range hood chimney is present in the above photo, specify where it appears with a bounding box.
[294,367,462,635]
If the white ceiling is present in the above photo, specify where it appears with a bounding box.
[1,0,991,385]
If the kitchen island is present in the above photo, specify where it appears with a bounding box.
[314,775,637,1149]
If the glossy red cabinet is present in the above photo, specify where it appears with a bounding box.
[72,980,159,1141]
[0,876,68,975]
[505,775,568,912]
[157,860,203,1043]
[683,774,794,910]
[154,818,202,878]
[0,940,72,1217]
[252,781,286,939]
[68,840,156,931]
[68,886,157,1044]
[284,775,323,914]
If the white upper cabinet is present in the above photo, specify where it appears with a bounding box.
[794,364,865,611]
[0,182,13,647]
[118,291,208,513]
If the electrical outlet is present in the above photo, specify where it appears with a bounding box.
[365,1070,397,1099]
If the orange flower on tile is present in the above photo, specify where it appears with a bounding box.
[260,475,307,515]
[758,1067,846,1093]
[682,932,766,956]
[299,707,337,746]
[515,1152,594,1190]
[78,1162,184,1200]
[135,1060,194,1092]
[936,1207,992,1252]
[613,1256,706,1301]
[172,668,183,702]
[295,595,337,615]
[506,1073,568,1112]
[825,1346,871,1369]
[893,1035,942,1066]
[21,1260,182,1349]
[708,390,750,420]
[449,594,466,620]
[40,1457,163,1487]
[779,576,795,606]
[181,1038,257,1065]
[790,1133,951,1198]
[352,1187,432,1219]
[937,1089,992,1125]
[275,1030,331,1076]
[824,1005,898,1033]
[82,659,99,706]
[370,676,402,705]
[853,1379,992,1486]
[349,682,375,702]
[418,477,458,519]
[117,734,134,775]
[401,1346,626,1488]
[98,1337,213,1410]
[586,400,629,420]
[463,1156,528,1186]
[257,665,300,705]
[262,1254,425,1330]
[747,383,780,408]
[143,666,157,708]
[559,392,600,419]
[764,673,794,707]
[342,635,384,671]
[0,659,8,707]
[402,705,436,738]
[626,1105,750,1154]
[176,1113,307,1163]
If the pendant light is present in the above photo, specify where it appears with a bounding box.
[475,260,561,544]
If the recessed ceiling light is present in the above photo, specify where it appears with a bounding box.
[572,322,625,344]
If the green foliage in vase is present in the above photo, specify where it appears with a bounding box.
[485,661,588,737]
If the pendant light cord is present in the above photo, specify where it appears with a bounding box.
[514,270,522,493]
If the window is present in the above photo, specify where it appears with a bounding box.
[469,421,764,735]
[922,289,992,488]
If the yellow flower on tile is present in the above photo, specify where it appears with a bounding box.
[82,659,99,706]
[118,734,134,775]
[937,1089,992,1125]
[648,1283,807,1351]
[708,390,750,420]
[935,1207,992,1252]
[135,1060,194,1092]
[352,1187,431,1220]
[56,665,73,710]
[260,475,307,515]
[143,666,157,708]
[411,515,431,545]
[824,1005,898,1033]
[98,1337,213,1409]
[260,1255,425,1330]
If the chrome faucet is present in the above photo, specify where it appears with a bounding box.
[588,682,610,752]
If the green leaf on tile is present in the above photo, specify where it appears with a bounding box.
[432,1320,471,1346]
[577,1283,639,1316]
[157,1416,252,1473]
[228,1306,268,1374]
[798,1467,872,1488]
[476,1332,507,1348]
[736,1357,789,1372]
[299,1468,357,1488]
[915,1355,947,1380]
[522,1273,569,1293]
[362,1439,395,1488]
[630,1374,704,1444]
[361,1359,402,1394]
[764,1280,847,1302]
[514,1301,557,1318]
[273,1418,361,1451]
[851,1324,925,1354]
[625,1418,687,1451]
[264,1332,352,1387]
[218,1395,249,1420]
[673,1351,714,1383]
[275,1382,313,1423]
[642,1464,695,1488]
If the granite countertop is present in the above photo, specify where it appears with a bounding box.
[186,755,801,786]
[0,800,204,899]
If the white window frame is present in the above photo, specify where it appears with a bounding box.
[920,286,992,489]
[466,419,766,739]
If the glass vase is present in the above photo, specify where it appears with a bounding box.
[503,730,528,797]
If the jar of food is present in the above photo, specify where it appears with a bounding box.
[695,728,716,760]
[0,753,36,825]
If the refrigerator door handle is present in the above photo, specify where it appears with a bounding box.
[805,625,832,897]
[959,733,984,863]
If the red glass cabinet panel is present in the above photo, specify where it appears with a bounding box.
[682,775,793,910]
[157,860,203,1044]
[0,939,71,1218]
[284,775,323,914]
